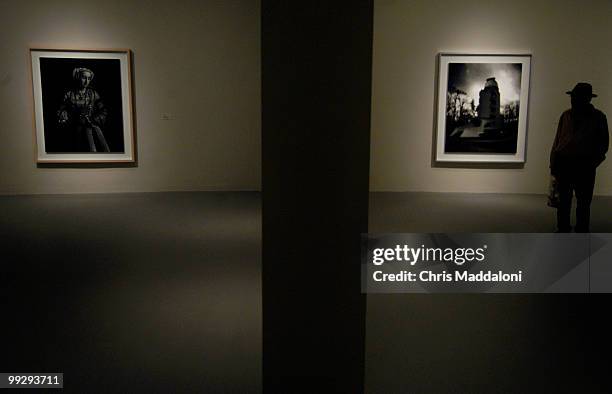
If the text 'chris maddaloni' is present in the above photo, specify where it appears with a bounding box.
[370,244,523,283]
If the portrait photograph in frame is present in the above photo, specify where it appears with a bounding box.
[30,48,135,163]
[435,54,531,163]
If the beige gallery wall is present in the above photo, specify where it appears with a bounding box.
[370,0,612,195]
[0,0,260,194]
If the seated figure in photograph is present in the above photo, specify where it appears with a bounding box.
[550,83,609,232]
[57,67,110,152]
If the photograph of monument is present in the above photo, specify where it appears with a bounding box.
[435,54,531,163]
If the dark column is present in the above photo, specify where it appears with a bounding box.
[262,1,373,392]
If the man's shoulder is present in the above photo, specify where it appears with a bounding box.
[560,109,572,120]
[593,108,607,119]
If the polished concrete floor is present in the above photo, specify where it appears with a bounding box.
[369,192,612,233]
[1,191,610,393]
[366,192,612,394]
[0,192,261,393]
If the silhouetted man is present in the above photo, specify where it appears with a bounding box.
[550,83,609,232]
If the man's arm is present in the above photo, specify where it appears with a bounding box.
[601,113,609,156]
[592,112,609,168]
[550,114,565,174]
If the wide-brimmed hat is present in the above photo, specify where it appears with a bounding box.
[566,82,597,97]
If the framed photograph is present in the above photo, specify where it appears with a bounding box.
[30,48,135,163]
[435,54,531,163]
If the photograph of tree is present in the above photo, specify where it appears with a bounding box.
[435,54,531,163]
[445,63,521,153]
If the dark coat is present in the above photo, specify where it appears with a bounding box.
[550,104,609,174]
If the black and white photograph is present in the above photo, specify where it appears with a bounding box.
[435,54,531,163]
[30,49,135,163]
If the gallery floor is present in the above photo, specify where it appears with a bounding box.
[1,191,610,392]
[369,192,612,233]
[0,192,262,393]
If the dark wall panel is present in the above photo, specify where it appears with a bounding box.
[262,1,373,392]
